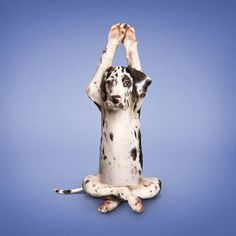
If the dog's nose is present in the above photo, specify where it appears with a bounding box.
[110,95,121,104]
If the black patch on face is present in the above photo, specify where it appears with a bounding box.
[104,155,107,160]
[85,180,90,184]
[122,75,132,88]
[126,66,152,106]
[138,130,143,168]
[106,66,114,78]
[101,67,114,101]
[131,147,137,161]
[63,190,72,194]
[109,132,113,141]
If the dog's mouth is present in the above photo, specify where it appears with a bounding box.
[105,101,128,111]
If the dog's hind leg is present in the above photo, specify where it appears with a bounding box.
[98,197,121,213]
[83,175,144,213]
[129,177,162,199]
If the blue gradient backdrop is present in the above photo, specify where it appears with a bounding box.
[1,0,235,235]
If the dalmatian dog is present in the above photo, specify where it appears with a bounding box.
[54,23,161,213]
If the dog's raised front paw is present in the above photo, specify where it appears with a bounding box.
[108,23,128,46]
[123,25,137,47]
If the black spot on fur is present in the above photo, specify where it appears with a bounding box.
[109,132,113,141]
[55,189,59,193]
[126,66,147,83]
[138,130,143,168]
[115,73,118,77]
[63,190,72,194]
[137,109,141,118]
[134,130,137,138]
[126,66,152,105]
[138,169,141,175]
[131,148,137,161]
[101,67,114,101]
[143,79,152,93]
[85,180,90,184]
[104,155,107,160]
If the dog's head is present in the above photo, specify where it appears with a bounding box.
[101,66,152,111]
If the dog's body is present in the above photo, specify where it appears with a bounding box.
[54,24,161,213]
[98,65,150,186]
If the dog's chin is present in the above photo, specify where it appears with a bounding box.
[105,102,128,111]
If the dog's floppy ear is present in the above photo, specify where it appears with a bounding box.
[126,66,152,99]
[100,66,114,101]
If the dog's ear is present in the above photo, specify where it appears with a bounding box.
[126,66,152,100]
[100,66,114,101]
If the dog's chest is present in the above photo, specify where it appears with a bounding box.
[99,110,142,186]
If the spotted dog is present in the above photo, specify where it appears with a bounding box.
[54,23,161,213]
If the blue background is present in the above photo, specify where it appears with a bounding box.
[1,0,235,235]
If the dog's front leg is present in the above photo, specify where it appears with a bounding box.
[123,25,142,71]
[86,23,127,107]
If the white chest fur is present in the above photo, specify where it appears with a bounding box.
[99,108,142,186]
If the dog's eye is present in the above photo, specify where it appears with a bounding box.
[123,80,131,87]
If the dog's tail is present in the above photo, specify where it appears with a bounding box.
[53,187,84,195]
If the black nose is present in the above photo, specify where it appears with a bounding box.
[110,95,121,104]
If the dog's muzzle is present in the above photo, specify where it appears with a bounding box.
[106,95,127,110]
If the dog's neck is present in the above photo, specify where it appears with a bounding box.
[99,107,143,186]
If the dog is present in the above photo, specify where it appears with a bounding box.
[54,23,161,213]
